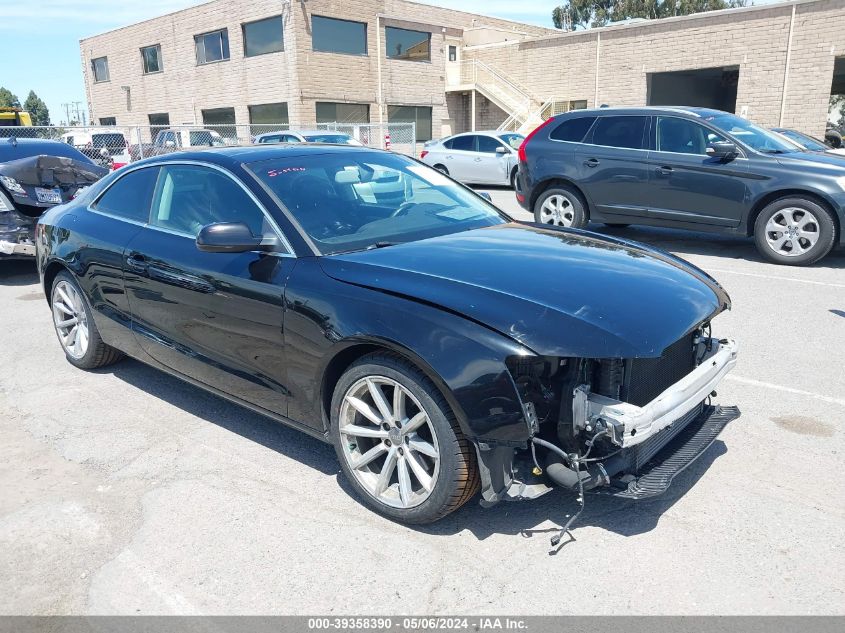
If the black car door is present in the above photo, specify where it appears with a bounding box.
[73,166,160,349]
[123,162,296,415]
[574,115,652,220]
[646,115,749,227]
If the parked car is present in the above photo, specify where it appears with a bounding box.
[253,130,363,146]
[516,107,845,265]
[772,127,845,156]
[420,131,524,187]
[61,128,132,170]
[1,138,107,259]
[37,144,739,526]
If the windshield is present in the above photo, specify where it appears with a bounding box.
[0,140,94,164]
[92,133,126,149]
[704,113,798,153]
[498,133,524,149]
[189,131,225,146]
[775,129,829,152]
[303,134,359,145]
[248,152,507,254]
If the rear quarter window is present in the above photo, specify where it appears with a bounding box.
[549,116,596,143]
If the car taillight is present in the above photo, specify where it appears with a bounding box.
[517,117,555,163]
[420,150,428,159]
[111,162,127,171]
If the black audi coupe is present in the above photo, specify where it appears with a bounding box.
[36,145,739,527]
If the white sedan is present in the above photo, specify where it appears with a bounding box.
[420,131,524,187]
[253,130,363,146]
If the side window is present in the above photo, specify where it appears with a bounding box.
[587,116,648,150]
[260,135,282,144]
[550,116,596,143]
[450,135,475,151]
[656,116,725,155]
[150,165,277,241]
[93,167,159,222]
[476,136,504,154]
[283,135,302,143]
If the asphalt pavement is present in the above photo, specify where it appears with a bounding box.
[1,188,843,615]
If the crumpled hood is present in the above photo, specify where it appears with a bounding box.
[320,224,730,358]
[0,155,107,205]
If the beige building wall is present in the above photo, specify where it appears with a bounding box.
[465,0,845,138]
[80,0,553,132]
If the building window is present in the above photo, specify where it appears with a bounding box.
[91,57,110,82]
[388,105,432,141]
[243,16,284,57]
[148,112,170,138]
[248,103,289,125]
[312,16,367,55]
[141,45,163,74]
[385,27,430,62]
[316,102,370,124]
[195,29,230,65]
[569,100,588,110]
[448,46,457,62]
[99,117,116,126]
[202,107,236,141]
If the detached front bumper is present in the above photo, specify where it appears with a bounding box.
[576,338,739,448]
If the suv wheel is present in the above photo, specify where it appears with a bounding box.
[330,353,479,524]
[754,197,836,266]
[534,186,587,228]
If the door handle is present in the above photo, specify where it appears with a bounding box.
[656,166,674,176]
[583,158,600,168]
[474,157,482,162]
[446,155,453,159]
[126,253,148,273]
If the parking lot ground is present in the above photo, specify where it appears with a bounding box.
[1,191,844,615]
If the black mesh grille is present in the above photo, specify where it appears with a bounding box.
[623,334,696,407]
[623,402,704,472]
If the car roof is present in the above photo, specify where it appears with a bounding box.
[1,138,70,146]
[128,143,388,168]
[557,106,730,118]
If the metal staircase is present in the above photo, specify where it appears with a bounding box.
[448,59,572,135]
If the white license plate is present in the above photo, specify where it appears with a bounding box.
[35,187,62,204]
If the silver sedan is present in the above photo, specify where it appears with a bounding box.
[420,131,524,187]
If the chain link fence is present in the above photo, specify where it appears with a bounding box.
[0,122,417,169]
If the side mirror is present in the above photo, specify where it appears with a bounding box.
[196,222,274,253]
[495,146,508,155]
[99,147,110,158]
[478,191,493,202]
[706,141,738,160]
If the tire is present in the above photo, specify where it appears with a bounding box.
[329,352,479,524]
[50,271,124,369]
[753,197,836,266]
[604,223,630,228]
[533,186,588,229]
[825,130,842,149]
[509,167,518,189]
[433,164,449,175]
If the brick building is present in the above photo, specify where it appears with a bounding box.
[81,0,845,141]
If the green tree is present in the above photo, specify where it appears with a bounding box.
[23,91,50,126]
[831,94,845,126]
[553,0,747,30]
[0,87,22,108]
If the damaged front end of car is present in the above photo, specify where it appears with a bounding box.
[476,323,740,532]
[0,154,105,258]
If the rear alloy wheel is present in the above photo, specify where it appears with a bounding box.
[510,167,518,189]
[51,271,123,369]
[330,353,479,524]
[534,186,587,228]
[434,164,449,175]
[754,197,836,265]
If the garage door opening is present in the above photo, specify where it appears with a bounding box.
[647,66,739,113]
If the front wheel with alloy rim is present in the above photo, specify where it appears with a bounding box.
[533,186,588,228]
[50,271,123,369]
[330,353,479,524]
[753,197,836,265]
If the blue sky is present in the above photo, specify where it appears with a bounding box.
[0,0,778,125]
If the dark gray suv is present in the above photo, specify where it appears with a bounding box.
[516,107,845,265]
